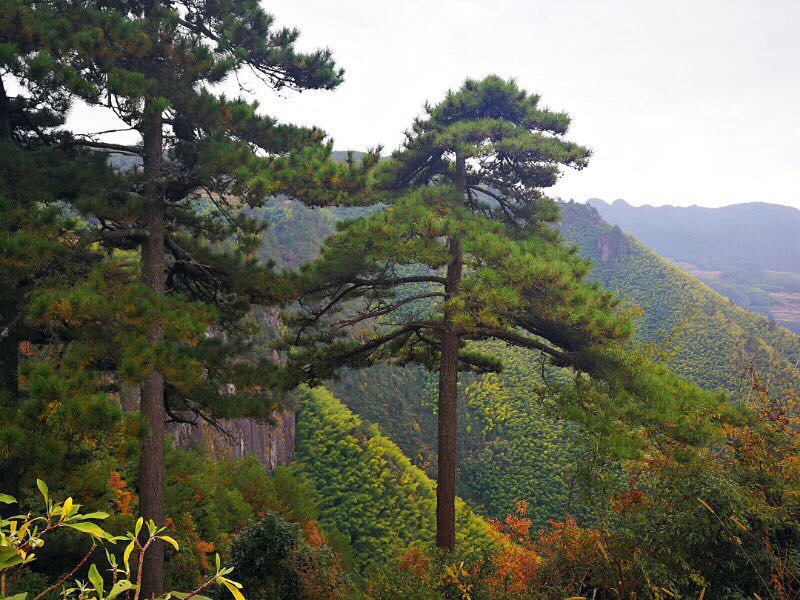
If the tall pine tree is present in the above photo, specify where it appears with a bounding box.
[3,0,376,591]
[288,76,633,549]
[0,0,130,499]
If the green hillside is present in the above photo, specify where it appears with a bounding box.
[327,347,584,526]
[294,386,494,573]
[558,201,800,394]
[591,198,800,333]
[259,197,800,395]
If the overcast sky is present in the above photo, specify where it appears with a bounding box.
[72,0,800,208]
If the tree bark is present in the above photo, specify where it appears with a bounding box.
[436,154,466,550]
[138,93,166,596]
[0,333,21,509]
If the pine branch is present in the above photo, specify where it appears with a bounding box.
[100,228,150,242]
[467,327,572,365]
[306,320,444,374]
[63,139,142,155]
[333,292,445,328]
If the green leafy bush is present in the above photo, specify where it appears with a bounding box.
[224,512,350,600]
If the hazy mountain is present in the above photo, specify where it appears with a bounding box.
[589,199,800,333]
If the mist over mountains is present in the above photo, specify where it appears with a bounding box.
[589,199,800,333]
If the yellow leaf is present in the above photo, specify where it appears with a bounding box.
[61,497,73,521]
[123,540,135,573]
[221,578,245,600]
[159,535,179,551]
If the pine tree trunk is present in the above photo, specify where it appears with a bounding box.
[0,334,21,507]
[436,154,466,550]
[138,96,166,597]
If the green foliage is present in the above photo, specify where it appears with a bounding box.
[287,77,631,388]
[294,387,494,573]
[457,345,583,524]
[0,481,241,600]
[559,201,800,395]
[224,512,306,599]
[161,445,353,591]
[253,199,375,270]
[223,512,350,600]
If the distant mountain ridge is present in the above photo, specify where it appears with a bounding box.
[558,202,800,393]
[589,198,800,332]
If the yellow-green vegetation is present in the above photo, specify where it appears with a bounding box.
[294,386,494,573]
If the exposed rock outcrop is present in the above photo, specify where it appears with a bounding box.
[169,411,295,473]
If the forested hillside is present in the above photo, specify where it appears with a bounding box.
[294,386,493,573]
[558,201,800,393]
[5,0,799,590]
[591,198,800,332]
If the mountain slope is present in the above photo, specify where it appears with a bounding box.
[558,201,800,394]
[294,386,493,572]
[590,199,800,332]
[260,197,800,395]
[260,198,800,527]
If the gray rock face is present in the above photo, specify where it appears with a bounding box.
[118,304,296,473]
[168,411,295,473]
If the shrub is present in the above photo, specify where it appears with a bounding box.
[224,512,350,600]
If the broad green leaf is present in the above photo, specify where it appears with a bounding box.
[0,546,24,570]
[0,493,16,504]
[74,511,110,521]
[4,593,28,600]
[88,563,104,598]
[36,479,48,503]
[158,535,179,551]
[134,517,143,538]
[107,580,134,599]
[65,521,114,540]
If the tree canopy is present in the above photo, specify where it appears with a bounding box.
[286,76,639,549]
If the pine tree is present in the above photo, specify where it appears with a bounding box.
[287,76,633,549]
[3,0,376,591]
[0,1,129,499]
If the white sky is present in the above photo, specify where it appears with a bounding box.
[70,0,800,208]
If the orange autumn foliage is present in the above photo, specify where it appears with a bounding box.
[397,546,429,576]
[303,520,325,548]
[108,470,135,516]
[195,539,215,572]
[486,499,540,593]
